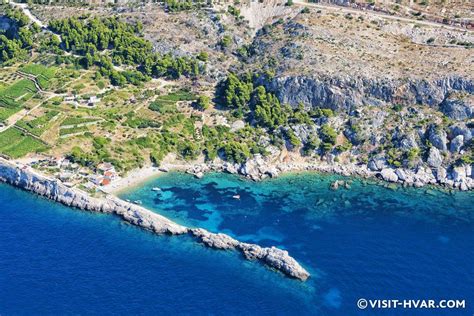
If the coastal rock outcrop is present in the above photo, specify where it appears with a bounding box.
[0,158,310,281]
[261,246,310,281]
[191,228,240,249]
[380,168,398,182]
[190,228,310,280]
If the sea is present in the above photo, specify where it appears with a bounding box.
[1,171,473,315]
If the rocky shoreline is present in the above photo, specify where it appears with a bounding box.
[182,154,473,191]
[0,158,310,281]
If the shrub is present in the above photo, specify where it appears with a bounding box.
[220,35,232,48]
[196,95,211,110]
[223,141,250,164]
[319,124,337,152]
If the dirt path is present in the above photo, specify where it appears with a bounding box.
[9,2,62,41]
[293,0,473,33]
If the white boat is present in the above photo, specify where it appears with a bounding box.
[133,200,142,205]
[151,187,161,191]
[232,195,240,199]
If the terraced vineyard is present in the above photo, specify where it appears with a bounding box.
[20,64,58,90]
[60,116,101,128]
[0,128,48,158]
[0,107,21,123]
[0,79,38,123]
[149,90,197,114]
[15,110,61,137]
[59,125,90,138]
[0,79,38,108]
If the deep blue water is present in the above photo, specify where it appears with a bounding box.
[1,172,473,315]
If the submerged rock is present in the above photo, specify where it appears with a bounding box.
[0,158,311,282]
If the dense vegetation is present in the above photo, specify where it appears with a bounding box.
[48,17,204,86]
[0,9,37,64]
[218,72,345,155]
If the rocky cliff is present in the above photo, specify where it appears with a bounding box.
[262,75,473,120]
[0,158,310,281]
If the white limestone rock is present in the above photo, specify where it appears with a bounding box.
[262,246,310,281]
[191,228,239,249]
[380,168,398,182]
[450,135,464,153]
[427,147,443,168]
[395,169,407,181]
[436,167,447,183]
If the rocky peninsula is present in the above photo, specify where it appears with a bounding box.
[0,157,310,281]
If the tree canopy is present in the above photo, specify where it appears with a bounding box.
[49,16,204,85]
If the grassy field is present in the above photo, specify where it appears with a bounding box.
[0,128,48,158]
[20,64,58,90]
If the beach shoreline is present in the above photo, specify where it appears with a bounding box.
[101,166,163,194]
[100,153,473,196]
[101,162,203,194]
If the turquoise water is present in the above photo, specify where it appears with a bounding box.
[1,171,473,314]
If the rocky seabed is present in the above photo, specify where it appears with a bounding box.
[0,158,310,281]
[185,155,473,191]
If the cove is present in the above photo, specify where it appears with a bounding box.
[1,170,473,315]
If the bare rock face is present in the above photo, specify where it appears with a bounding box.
[450,135,464,153]
[238,243,265,260]
[427,125,448,152]
[436,167,448,183]
[449,124,472,142]
[263,75,473,113]
[237,244,310,281]
[440,97,473,121]
[368,157,387,171]
[427,147,443,168]
[239,0,297,32]
[118,206,188,235]
[395,169,407,181]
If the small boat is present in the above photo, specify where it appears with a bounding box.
[133,200,142,205]
[125,199,131,202]
[232,195,240,200]
[151,187,161,191]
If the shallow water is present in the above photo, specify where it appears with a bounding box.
[1,171,473,314]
